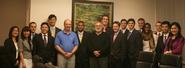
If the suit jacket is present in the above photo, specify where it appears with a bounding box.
[48,27,61,38]
[122,29,129,36]
[75,31,90,59]
[4,38,19,68]
[110,31,127,61]
[32,33,55,64]
[153,34,170,68]
[75,31,91,68]
[127,29,143,59]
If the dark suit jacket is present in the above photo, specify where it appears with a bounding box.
[75,31,91,68]
[75,31,90,59]
[4,38,19,68]
[122,29,129,36]
[127,29,143,59]
[32,33,55,64]
[153,34,170,68]
[48,27,61,38]
[110,31,127,61]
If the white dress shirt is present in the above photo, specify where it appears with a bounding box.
[78,31,84,43]
[50,26,56,37]
[42,33,48,44]
[163,33,169,43]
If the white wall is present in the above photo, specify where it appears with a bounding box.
[30,0,72,33]
[156,0,185,36]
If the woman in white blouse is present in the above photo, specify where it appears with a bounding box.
[141,23,155,52]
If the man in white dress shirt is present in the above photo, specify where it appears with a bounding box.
[153,21,162,47]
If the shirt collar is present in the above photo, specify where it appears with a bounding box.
[163,33,169,37]
[121,29,126,32]
[78,31,84,34]
[63,30,71,35]
[114,31,119,35]
[50,26,56,29]
[129,28,134,33]
[41,33,48,36]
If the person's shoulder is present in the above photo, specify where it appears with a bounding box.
[71,31,77,35]
[56,27,62,31]
[4,38,12,46]
[4,38,11,43]
[58,31,64,34]
[33,33,42,39]
[133,29,140,34]
[84,31,91,34]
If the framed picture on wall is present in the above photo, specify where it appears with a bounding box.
[72,1,113,32]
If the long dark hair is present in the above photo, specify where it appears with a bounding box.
[21,26,31,41]
[21,26,32,48]
[9,26,19,42]
[170,22,182,38]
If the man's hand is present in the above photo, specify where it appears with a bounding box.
[93,51,101,57]
[64,52,73,59]
[164,50,172,54]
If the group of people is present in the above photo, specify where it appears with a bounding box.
[2,14,185,68]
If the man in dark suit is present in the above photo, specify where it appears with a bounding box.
[75,21,90,68]
[29,22,38,41]
[120,19,129,36]
[47,14,61,65]
[32,22,56,67]
[153,21,170,68]
[137,18,145,32]
[127,18,143,68]
[109,21,127,68]
[47,14,61,38]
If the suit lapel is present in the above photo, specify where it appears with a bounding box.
[128,29,136,40]
[81,31,86,43]
[39,33,46,46]
[76,31,81,44]
[111,33,114,44]
[112,31,122,44]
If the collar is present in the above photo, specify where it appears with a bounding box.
[50,26,56,29]
[163,33,169,37]
[41,33,48,36]
[96,31,103,36]
[121,28,126,32]
[63,30,71,35]
[129,28,134,33]
[78,31,84,34]
[114,31,119,35]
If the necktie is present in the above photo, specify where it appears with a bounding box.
[44,34,47,46]
[164,35,167,43]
